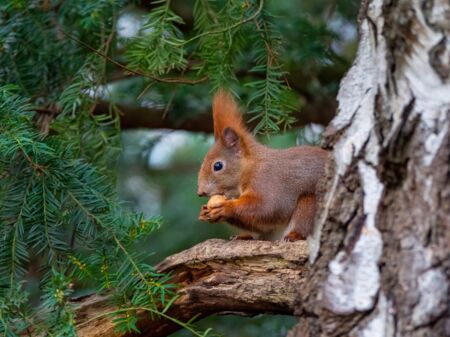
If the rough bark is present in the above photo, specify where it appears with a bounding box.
[73,239,309,337]
[289,0,450,336]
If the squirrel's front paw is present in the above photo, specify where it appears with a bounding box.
[205,200,232,223]
[198,205,211,222]
[198,203,227,223]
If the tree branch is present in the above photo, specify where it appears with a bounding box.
[95,99,335,132]
[73,239,309,337]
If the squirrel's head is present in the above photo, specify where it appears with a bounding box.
[197,90,252,199]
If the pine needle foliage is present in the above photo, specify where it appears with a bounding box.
[245,9,297,134]
[0,84,170,335]
[0,0,341,335]
[125,0,187,75]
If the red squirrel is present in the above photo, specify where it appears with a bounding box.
[197,90,328,241]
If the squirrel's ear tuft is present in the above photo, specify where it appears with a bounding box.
[212,89,246,141]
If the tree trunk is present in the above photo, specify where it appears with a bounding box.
[289,0,450,336]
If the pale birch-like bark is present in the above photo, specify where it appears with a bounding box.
[292,1,450,336]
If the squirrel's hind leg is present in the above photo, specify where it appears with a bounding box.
[282,194,316,241]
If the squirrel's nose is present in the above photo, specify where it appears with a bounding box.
[197,189,207,197]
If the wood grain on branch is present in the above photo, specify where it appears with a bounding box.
[73,239,309,337]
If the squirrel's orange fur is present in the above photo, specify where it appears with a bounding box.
[198,90,328,241]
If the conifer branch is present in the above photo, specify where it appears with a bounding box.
[177,0,264,46]
[62,31,208,85]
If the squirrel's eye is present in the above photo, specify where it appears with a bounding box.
[213,161,223,172]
